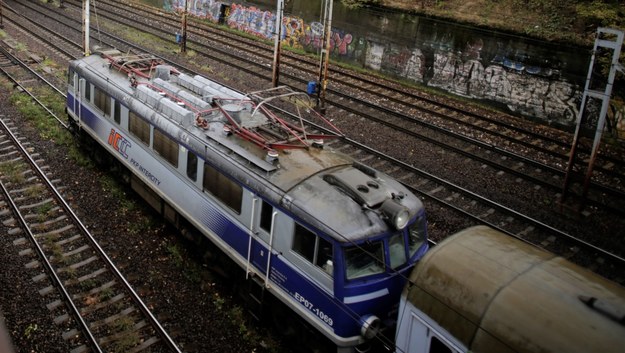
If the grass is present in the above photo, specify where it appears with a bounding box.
[14,42,28,52]
[80,278,98,291]
[23,323,38,340]
[25,184,45,197]
[109,317,141,353]
[0,160,25,184]
[100,287,115,301]
[50,242,63,261]
[166,243,184,267]
[1,74,92,168]
[100,175,136,213]
[128,215,155,234]
[36,202,54,223]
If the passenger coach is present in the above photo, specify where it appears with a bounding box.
[66,49,429,351]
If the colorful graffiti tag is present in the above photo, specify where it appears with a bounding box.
[167,0,223,20]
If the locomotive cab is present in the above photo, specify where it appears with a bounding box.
[280,160,429,348]
[338,217,427,339]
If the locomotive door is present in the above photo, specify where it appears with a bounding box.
[76,77,84,123]
[248,197,276,280]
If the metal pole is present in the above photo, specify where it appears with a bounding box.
[180,0,188,53]
[0,1,4,29]
[83,0,90,56]
[271,0,284,87]
[316,0,333,114]
[561,27,623,211]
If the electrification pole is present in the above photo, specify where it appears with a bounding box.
[316,0,333,113]
[83,0,90,56]
[271,0,285,87]
[180,0,188,53]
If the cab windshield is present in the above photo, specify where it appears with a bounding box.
[344,241,385,280]
[344,215,427,281]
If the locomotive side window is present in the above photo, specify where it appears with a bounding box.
[389,233,407,269]
[259,200,273,233]
[316,237,333,275]
[186,151,198,181]
[153,129,179,167]
[129,111,150,146]
[113,100,121,124]
[408,216,427,258]
[293,224,315,262]
[203,164,242,214]
[84,82,91,101]
[292,225,334,276]
[344,241,385,280]
[94,87,111,117]
[68,69,74,87]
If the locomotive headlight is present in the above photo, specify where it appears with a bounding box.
[381,199,410,230]
[360,314,381,340]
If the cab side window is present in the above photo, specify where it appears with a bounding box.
[293,224,315,262]
[292,224,333,277]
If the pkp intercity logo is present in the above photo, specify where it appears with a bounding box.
[108,129,131,159]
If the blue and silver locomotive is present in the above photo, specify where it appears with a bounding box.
[66,49,428,351]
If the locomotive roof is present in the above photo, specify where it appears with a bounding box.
[404,225,625,353]
[71,50,423,242]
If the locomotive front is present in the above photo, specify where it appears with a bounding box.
[280,158,428,349]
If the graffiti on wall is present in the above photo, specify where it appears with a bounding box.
[168,0,223,20]
[227,4,276,38]
[165,0,581,125]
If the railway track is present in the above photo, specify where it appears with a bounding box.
[0,38,181,353]
[0,116,181,353]
[3,0,625,279]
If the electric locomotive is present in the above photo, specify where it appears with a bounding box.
[66,49,429,352]
[396,226,625,353]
